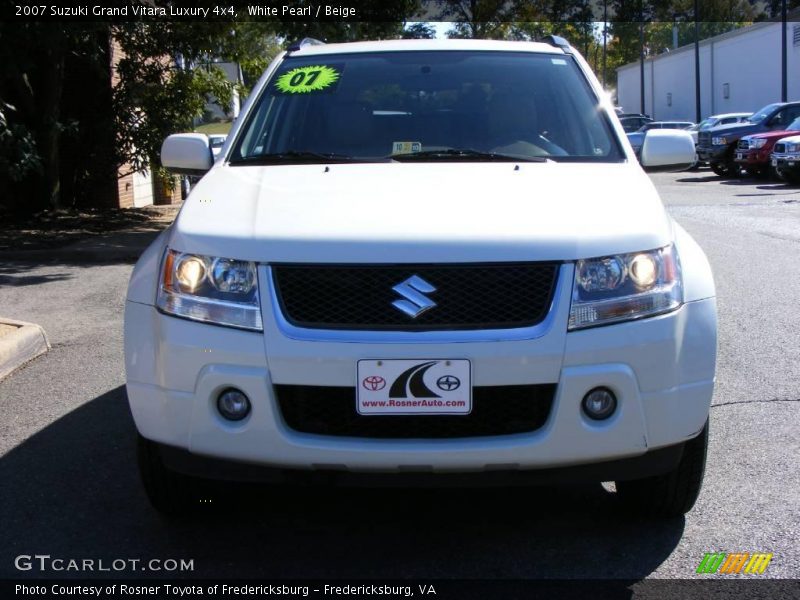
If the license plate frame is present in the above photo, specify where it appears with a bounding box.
[356,359,472,415]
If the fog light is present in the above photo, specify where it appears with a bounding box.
[582,387,617,420]
[217,388,251,421]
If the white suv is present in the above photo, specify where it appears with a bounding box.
[125,37,716,517]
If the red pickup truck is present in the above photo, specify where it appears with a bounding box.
[734,116,800,177]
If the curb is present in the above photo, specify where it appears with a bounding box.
[0,318,50,381]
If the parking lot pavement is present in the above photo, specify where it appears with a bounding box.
[1,170,799,580]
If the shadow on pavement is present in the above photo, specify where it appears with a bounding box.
[0,386,685,580]
[0,230,161,267]
[0,265,75,286]
[675,175,721,183]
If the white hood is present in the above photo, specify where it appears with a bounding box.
[168,162,672,263]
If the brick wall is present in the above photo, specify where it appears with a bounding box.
[110,38,183,208]
[117,172,135,209]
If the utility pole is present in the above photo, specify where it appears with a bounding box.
[602,0,607,88]
[781,0,787,102]
[694,0,701,122]
[639,1,645,116]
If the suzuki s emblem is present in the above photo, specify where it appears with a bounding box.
[391,275,437,318]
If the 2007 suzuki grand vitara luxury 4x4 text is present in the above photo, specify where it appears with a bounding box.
[125,38,716,517]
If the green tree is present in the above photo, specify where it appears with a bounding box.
[402,22,438,38]
[0,21,110,212]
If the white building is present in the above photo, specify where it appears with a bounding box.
[617,18,800,121]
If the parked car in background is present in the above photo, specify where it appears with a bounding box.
[771,135,800,184]
[697,102,800,177]
[619,113,653,133]
[734,117,800,178]
[638,121,694,133]
[627,122,695,159]
[687,113,751,144]
[208,134,227,158]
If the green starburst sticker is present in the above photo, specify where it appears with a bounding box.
[274,65,340,94]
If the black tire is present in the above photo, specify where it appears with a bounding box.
[779,169,800,185]
[709,161,726,176]
[137,434,194,516]
[744,166,768,179]
[616,420,709,518]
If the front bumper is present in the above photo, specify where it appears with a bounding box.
[771,153,800,171]
[734,148,770,166]
[696,145,729,162]
[125,265,717,473]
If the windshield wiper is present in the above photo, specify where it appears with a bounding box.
[229,151,385,165]
[389,148,550,162]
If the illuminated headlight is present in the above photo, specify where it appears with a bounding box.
[748,138,767,149]
[568,245,682,330]
[711,137,727,146]
[157,249,262,331]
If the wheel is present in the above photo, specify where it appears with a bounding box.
[616,420,708,518]
[778,169,800,185]
[710,148,741,178]
[744,166,768,179]
[709,162,731,177]
[137,434,194,516]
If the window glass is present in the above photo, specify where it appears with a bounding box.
[230,51,623,164]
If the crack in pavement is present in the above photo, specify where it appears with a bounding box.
[712,398,800,408]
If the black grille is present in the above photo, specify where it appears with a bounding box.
[775,142,786,153]
[275,384,556,439]
[272,263,558,330]
[737,139,749,151]
[698,131,711,146]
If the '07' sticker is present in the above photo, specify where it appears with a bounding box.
[274,65,340,94]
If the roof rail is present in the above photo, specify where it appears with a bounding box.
[287,38,326,52]
[541,35,572,53]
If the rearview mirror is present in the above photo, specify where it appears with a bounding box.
[161,133,213,175]
[639,129,695,172]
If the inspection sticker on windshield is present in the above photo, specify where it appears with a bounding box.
[357,359,471,415]
[392,141,422,155]
[274,65,340,94]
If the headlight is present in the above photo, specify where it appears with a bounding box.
[568,245,682,330]
[749,138,767,149]
[711,137,727,146]
[157,249,262,331]
[786,142,800,153]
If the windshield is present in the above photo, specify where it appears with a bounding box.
[788,117,800,130]
[748,104,782,123]
[230,51,623,164]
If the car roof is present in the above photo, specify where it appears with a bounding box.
[709,113,750,119]
[288,39,564,57]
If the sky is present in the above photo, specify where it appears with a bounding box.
[430,22,453,39]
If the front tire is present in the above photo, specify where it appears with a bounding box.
[777,168,800,185]
[137,434,194,516]
[709,161,731,177]
[744,165,768,179]
[616,421,708,518]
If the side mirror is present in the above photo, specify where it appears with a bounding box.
[639,129,695,172]
[161,133,213,175]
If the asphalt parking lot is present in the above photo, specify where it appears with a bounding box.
[1,169,799,581]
